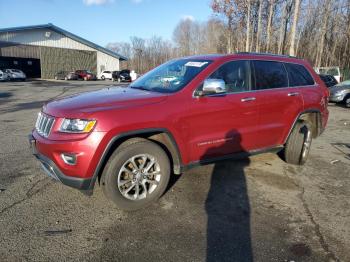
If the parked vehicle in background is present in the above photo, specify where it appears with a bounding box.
[54,71,79,80]
[0,69,10,81]
[130,70,137,81]
[329,80,350,107]
[75,70,96,81]
[111,71,121,82]
[111,70,132,82]
[319,74,338,88]
[119,69,132,82]
[315,66,342,83]
[29,53,329,210]
[100,71,113,80]
[5,69,26,81]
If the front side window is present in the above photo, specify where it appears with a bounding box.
[253,61,288,89]
[205,60,250,93]
[285,63,314,86]
[130,59,212,93]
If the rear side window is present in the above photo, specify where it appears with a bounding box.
[253,61,288,89]
[285,63,314,86]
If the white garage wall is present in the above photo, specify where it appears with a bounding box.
[0,28,122,76]
[97,51,120,77]
[0,29,95,51]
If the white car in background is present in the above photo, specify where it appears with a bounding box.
[100,70,113,80]
[5,69,26,81]
[315,66,342,83]
[0,69,10,81]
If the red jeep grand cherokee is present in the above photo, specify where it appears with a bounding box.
[29,53,329,210]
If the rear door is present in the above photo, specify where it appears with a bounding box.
[286,63,324,121]
[252,60,304,149]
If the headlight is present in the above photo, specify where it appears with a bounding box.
[59,119,96,133]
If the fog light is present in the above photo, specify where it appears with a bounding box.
[61,153,77,165]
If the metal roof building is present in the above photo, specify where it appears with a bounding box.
[0,23,127,79]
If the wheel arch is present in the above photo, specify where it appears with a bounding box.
[88,128,183,191]
[284,109,323,144]
[343,93,350,105]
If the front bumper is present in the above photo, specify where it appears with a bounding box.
[28,134,93,191]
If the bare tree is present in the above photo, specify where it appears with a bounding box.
[315,0,332,67]
[246,0,252,51]
[289,0,301,56]
[278,0,293,54]
[255,0,264,52]
[266,0,275,52]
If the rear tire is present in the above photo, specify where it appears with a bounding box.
[101,138,170,211]
[283,121,312,165]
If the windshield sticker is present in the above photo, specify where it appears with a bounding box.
[185,61,208,67]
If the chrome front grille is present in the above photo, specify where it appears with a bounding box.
[35,112,55,138]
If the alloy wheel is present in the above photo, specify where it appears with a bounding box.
[117,154,161,201]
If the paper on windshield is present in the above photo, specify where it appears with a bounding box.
[185,61,208,67]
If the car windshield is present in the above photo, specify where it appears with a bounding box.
[336,80,350,86]
[130,59,212,93]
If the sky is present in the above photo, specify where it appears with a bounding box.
[0,0,213,47]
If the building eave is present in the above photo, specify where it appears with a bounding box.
[0,23,128,61]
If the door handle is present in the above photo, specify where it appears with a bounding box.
[241,97,256,102]
[288,92,300,96]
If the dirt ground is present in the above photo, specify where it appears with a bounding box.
[0,80,349,261]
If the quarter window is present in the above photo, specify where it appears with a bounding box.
[253,61,288,89]
[285,63,314,86]
[206,60,250,93]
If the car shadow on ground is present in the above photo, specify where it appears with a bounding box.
[89,130,253,261]
[203,130,252,262]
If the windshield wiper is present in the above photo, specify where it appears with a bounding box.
[130,86,154,92]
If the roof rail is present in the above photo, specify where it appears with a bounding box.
[235,52,297,59]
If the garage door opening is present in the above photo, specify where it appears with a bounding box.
[0,56,41,78]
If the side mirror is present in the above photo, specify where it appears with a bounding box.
[201,79,227,96]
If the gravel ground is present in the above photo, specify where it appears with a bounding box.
[0,80,349,262]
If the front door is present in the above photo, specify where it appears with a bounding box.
[186,60,260,162]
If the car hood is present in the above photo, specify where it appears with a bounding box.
[329,85,350,94]
[43,86,168,118]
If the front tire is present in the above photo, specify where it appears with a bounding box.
[101,75,105,80]
[101,138,170,211]
[283,121,312,165]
